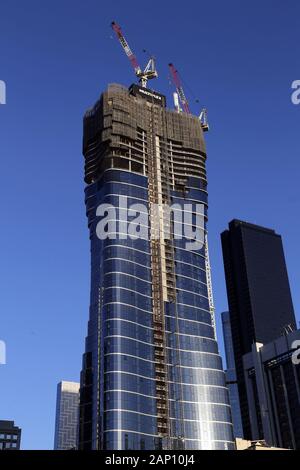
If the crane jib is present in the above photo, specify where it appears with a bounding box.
[119,37,132,57]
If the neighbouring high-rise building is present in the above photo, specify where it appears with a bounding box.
[78,83,234,450]
[243,329,300,450]
[221,311,243,438]
[0,420,21,450]
[54,381,80,450]
[235,438,289,451]
[221,219,296,439]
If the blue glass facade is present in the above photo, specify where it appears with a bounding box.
[79,84,234,450]
[221,312,244,438]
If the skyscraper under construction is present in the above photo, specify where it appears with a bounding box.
[78,80,234,450]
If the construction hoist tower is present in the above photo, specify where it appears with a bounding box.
[205,235,217,338]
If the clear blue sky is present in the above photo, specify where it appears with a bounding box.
[0,0,299,449]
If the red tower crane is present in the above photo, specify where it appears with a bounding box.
[168,63,190,114]
[168,62,209,131]
[111,21,158,88]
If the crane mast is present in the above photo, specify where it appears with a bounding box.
[111,21,158,88]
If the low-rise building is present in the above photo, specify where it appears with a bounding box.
[0,420,21,450]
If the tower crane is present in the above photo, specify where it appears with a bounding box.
[168,63,209,132]
[111,21,158,88]
[168,63,190,114]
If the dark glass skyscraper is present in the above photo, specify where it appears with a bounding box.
[79,83,234,450]
[221,311,243,438]
[221,219,296,439]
